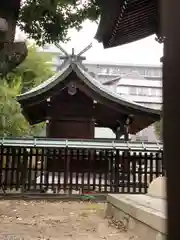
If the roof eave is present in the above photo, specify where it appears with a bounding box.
[95,0,159,48]
[17,61,73,102]
[18,61,161,125]
[74,64,161,117]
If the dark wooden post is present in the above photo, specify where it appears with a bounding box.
[124,116,131,141]
[124,124,129,141]
[115,120,129,140]
[115,126,121,140]
[162,0,180,239]
[44,98,51,190]
[21,149,28,194]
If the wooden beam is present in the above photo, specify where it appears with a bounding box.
[162,0,180,239]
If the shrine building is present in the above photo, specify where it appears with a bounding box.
[17,48,160,141]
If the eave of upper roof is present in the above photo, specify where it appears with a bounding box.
[0,0,21,24]
[17,61,160,118]
[103,71,145,86]
[1,0,21,9]
[95,0,160,48]
[103,76,120,85]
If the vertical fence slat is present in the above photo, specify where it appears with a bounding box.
[4,147,10,189]
[57,148,61,193]
[75,149,79,191]
[104,150,108,193]
[161,151,165,176]
[138,152,142,194]
[45,148,50,192]
[10,148,14,189]
[33,148,39,191]
[69,149,73,195]
[98,150,102,192]
[81,149,85,193]
[40,147,45,192]
[87,150,91,192]
[149,153,153,183]
[121,151,125,193]
[127,152,131,193]
[15,147,21,191]
[144,152,148,193]
[155,152,160,178]
[63,148,68,193]
[114,150,119,193]
[110,150,114,193]
[27,148,33,191]
[92,150,96,191]
[21,148,28,194]
[132,152,136,193]
[0,147,4,192]
[51,148,55,192]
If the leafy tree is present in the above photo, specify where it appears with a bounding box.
[0,43,53,137]
[0,78,34,137]
[0,78,46,137]
[155,119,162,140]
[18,0,101,45]
[6,43,53,93]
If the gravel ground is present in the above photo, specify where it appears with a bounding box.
[0,200,136,240]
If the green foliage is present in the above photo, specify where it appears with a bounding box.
[0,42,27,76]
[0,78,40,137]
[0,44,53,137]
[6,43,53,93]
[155,119,162,140]
[80,194,96,201]
[18,0,101,45]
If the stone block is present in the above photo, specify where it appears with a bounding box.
[106,194,167,240]
[147,176,166,199]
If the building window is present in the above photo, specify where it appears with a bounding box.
[129,87,149,96]
[100,68,107,74]
[149,88,162,97]
[129,87,137,95]
[135,68,162,77]
[137,88,149,96]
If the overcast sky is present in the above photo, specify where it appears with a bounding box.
[16,20,163,66]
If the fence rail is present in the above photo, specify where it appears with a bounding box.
[0,138,163,151]
[0,139,164,195]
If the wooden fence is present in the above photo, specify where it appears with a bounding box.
[0,138,164,195]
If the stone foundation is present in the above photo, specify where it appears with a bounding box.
[106,194,167,240]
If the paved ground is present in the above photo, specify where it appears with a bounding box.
[0,200,136,240]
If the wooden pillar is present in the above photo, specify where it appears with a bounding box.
[45,120,50,137]
[115,126,121,140]
[162,1,180,239]
[115,120,129,140]
[124,125,129,141]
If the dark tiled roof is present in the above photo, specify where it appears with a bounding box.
[95,0,160,48]
[17,61,160,115]
[17,61,161,132]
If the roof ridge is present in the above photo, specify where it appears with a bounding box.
[121,71,144,79]
[17,61,161,116]
[103,76,121,85]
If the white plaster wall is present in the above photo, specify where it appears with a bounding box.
[94,127,115,139]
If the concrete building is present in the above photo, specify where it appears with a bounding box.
[86,63,162,141]
[87,63,162,110]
